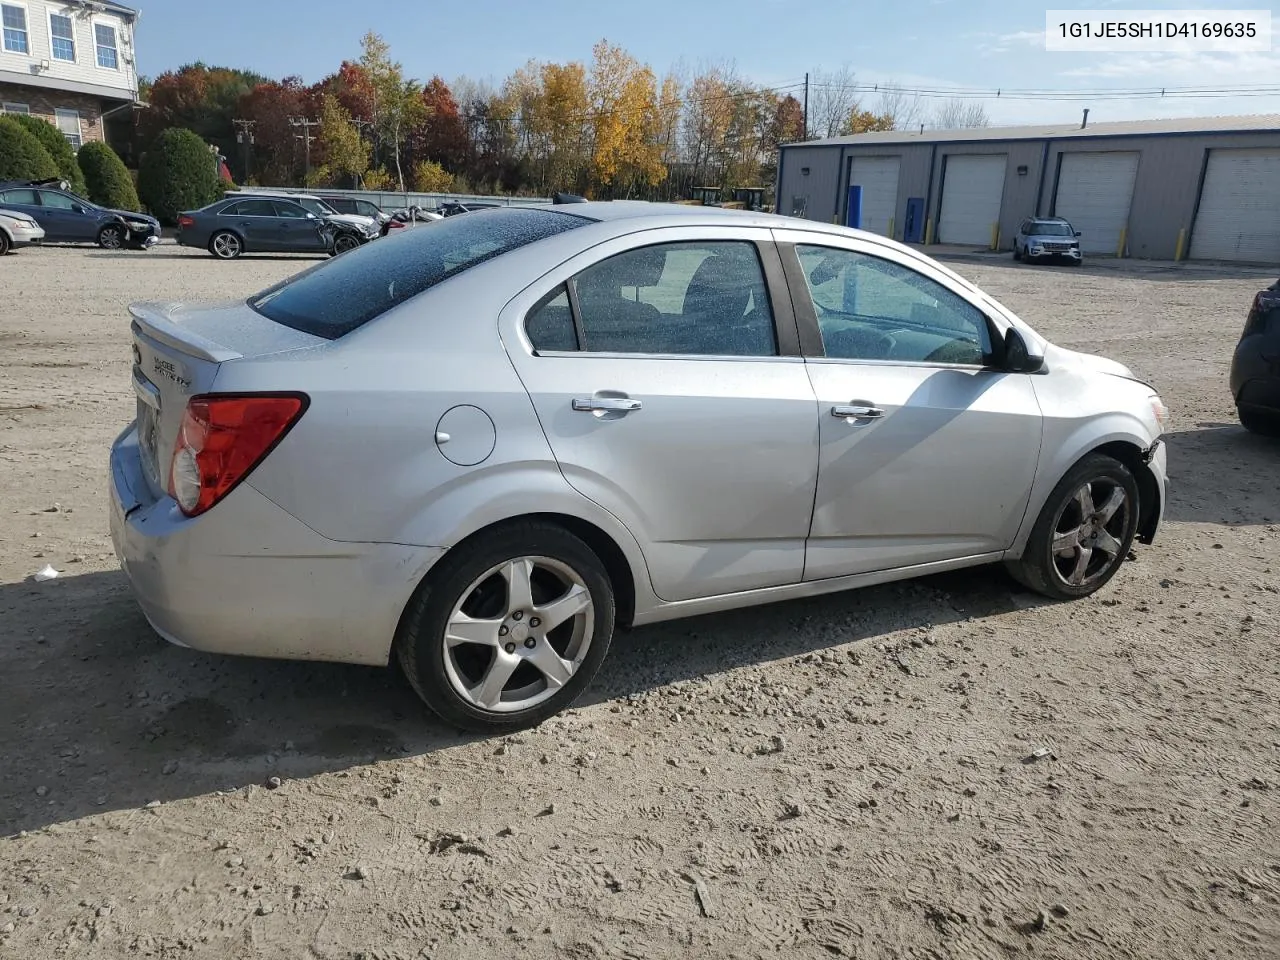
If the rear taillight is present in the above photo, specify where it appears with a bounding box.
[177,215,195,230]
[169,393,307,517]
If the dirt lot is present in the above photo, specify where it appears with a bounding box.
[1,243,1278,960]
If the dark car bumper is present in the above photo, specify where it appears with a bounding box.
[1229,335,1280,415]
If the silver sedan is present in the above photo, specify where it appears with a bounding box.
[110,203,1168,731]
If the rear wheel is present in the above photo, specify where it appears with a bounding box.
[0,231,10,256]
[396,521,615,732]
[209,230,242,260]
[1239,407,1280,437]
[97,224,124,249]
[332,233,360,255]
[1007,453,1139,600]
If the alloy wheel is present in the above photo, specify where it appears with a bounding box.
[442,556,594,713]
[212,233,241,259]
[99,225,123,249]
[1049,480,1130,589]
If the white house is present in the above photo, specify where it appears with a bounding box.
[0,0,140,150]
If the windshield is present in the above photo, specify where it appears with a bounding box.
[297,197,336,217]
[1030,221,1073,236]
[249,207,590,339]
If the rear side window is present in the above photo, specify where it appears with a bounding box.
[250,207,589,339]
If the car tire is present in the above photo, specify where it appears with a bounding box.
[209,230,243,260]
[97,224,125,249]
[332,233,360,255]
[1006,453,1140,601]
[1013,245,1021,261]
[0,231,10,256]
[396,520,616,732]
[1239,407,1280,437]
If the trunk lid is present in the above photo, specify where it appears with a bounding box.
[128,299,325,499]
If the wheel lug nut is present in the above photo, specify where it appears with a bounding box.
[524,638,536,649]
[498,625,509,636]
[504,642,516,654]
[529,617,541,628]
[512,611,523,621]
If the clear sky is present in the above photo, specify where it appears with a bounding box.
[132,0,1280,126]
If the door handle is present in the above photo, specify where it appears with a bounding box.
[572,397,642,413]
[831,403,884,419]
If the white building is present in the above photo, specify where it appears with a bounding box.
[0,0,140,150]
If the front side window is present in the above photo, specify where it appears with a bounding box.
[796,244,991,366]
[2,4,27,53]
[39,190,78,211]
[94,22,117,69]
[250,207,588,339]
[272,201,307,219]
[54,108,81,149]
[49,13,74,61]
[564,241,777,357]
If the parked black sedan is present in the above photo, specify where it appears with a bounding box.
[0,178,160,249]
[1230,277,1280,435]
[176,195,378,259]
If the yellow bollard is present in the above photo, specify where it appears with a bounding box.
[887,217,895,239]
[1174,227,1186,261]
[1116,225,1128,259]
[925,218,934,245]
[990,223,999,251]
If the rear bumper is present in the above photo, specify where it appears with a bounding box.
[109,424,444,666]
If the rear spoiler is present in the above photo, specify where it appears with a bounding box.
[128,302,243,363]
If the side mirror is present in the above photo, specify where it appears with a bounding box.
[1003,327,1044,373]
[306,212,318,220]
[1074,231,1082,237]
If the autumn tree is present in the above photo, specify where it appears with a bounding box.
[237,78,313,185]
[809,65,861,138]
[314,92,369,187]
[846,109,895,134]
[136,63,268,166]
[413,77,469,173]
[359,32,423,191]
[587,41,664,196]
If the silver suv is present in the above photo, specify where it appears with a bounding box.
[1014,217,1082,265]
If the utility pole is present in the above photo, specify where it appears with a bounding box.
[232,118,256,183]
[803,72,809,140]
[288,115,321,184]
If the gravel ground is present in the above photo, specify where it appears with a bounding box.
[1,242,1278,960]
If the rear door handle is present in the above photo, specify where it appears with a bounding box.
[572,397,643,413]
[832,404,884,419]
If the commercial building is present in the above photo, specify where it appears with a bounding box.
[777,114,1280,263]
[0,0,141,151]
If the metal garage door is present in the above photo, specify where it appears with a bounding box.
[848,156,900,237]
[1190,148,1280,262]
[938,155,1007,245]
[1054,151,1140,255]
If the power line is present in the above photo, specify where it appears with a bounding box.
[806,79,1280,102]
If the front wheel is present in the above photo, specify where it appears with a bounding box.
[1006,453,1139,600]
[396,521,616,732]
[98,224,125,249]
[332,233,360,255]
[209,230,242,260]
[1012,244,1022,261]
[0,231,10,256]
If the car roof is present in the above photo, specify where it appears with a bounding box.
[1027,216,1070,223]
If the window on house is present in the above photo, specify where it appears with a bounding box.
[95,23,118,69]
[50,12,75,61]
[2,4,28,54]
[1,101,31,114]
[55,109,82,149]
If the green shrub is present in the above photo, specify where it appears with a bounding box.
[0,116,60,182]
[137,127,222,224]
[8,113,85,193]
[77,141,140,211]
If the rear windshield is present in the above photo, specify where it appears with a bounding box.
[249,207,589,339]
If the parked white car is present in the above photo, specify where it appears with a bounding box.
[0,206,45,254]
